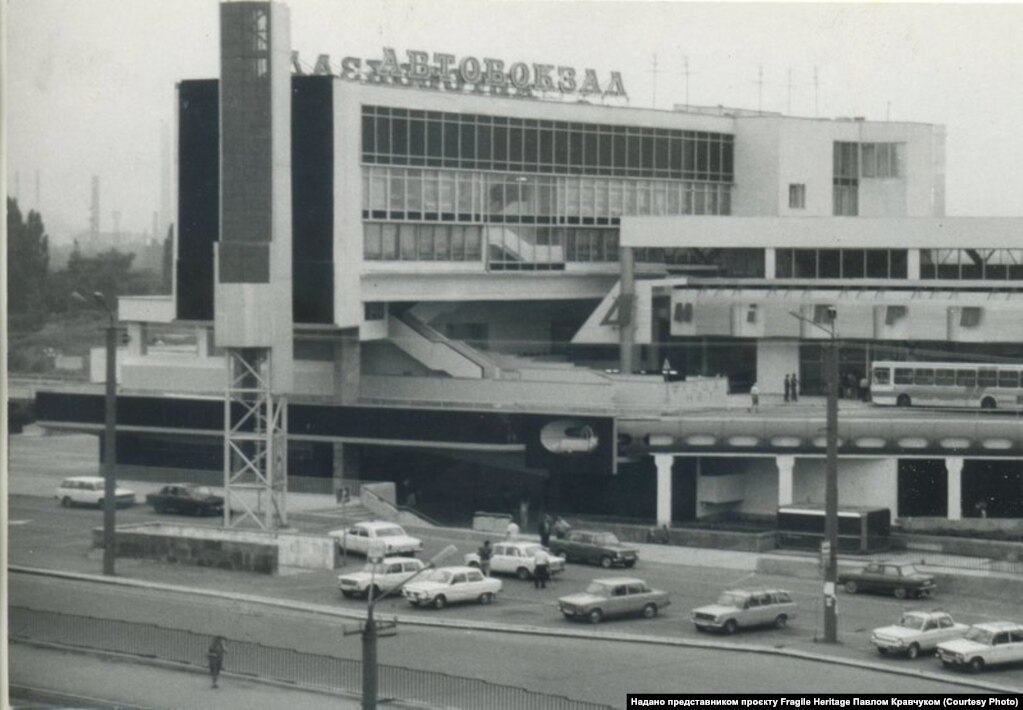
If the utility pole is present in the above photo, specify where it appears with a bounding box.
[650,53,659,108]
[757,65,764,114]
[682,56,690,109]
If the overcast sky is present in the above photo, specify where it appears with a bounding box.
[6,1,1023,242]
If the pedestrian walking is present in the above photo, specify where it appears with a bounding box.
[783,374,791,403]
[207,635,226,689]
[477,540,493,576]
[749,382,760,412]
[790,373,799,402]
[505,517,520,540]
[553,515,571,540]
[533,547,551,589]
[539,514,553,547]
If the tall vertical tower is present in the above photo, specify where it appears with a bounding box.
[90,175,100,237]
[215,1,294,529]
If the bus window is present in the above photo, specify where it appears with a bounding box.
[914,369,935,385]
[998,370,1020,388]
[956,369,976,387]
[894,368,913,385]
[873,367,890,385]
[978,369,998,388]
[935,369,955,386]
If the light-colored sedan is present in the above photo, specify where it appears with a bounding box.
[55,476,136,508]
[871,611,969,658]
[337,557,426,599]
[937,622,1023,672]
[328,520,423,557]
[558,577,670,624]
[402,566,502,609]
[464,541,566,580]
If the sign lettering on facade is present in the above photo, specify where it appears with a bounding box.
[292,48,627,99]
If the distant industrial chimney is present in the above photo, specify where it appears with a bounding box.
[90,176,100,236]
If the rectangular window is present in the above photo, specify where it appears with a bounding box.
[788,183,806,209]
[842,249,865,279]
[978,369,997,387]
[914,368,935,386]
[956,369,976,387]
[997,370,1020,388]
[873,367,890,385]
[894,368,914,385]
[364,223,382,260]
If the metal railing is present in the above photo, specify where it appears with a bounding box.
[10,606,612,710]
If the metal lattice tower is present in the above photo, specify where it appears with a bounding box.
[223,348,288,529]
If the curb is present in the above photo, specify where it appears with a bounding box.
[11,565,1020,694]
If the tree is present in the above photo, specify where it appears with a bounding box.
[49,247,137,312]
[6,197,50,319]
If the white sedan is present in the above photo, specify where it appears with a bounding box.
[337,557,426,599]
[871,611,969,658]
[328,520,422,557]
[937,622,1023,672]
[55,476,136,508]
[464,541,566,580]
[402,566,502,609]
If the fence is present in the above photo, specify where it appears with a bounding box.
[10,606,612,710]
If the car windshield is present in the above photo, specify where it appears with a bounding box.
[592,533,620,545]
[359,563,388,575]
[895,564,920,576]
[964,627,995,645]
[375,526,406,538]
[584,582,611,596]
[191,486,214,497]
[523,545,547,557]
[899,615,926,630]
[420,569,452,584]
[715,592,747,607]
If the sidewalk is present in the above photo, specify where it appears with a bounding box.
[9,643,426,710]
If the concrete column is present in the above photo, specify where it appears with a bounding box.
[127,323,147,356]
[333,330,361,404]
[946,456,963,521]
[196,326,215,358]
[765,248,777,280]
[619,246,636,373]
[777,455,795,507]
[907,249,921,281]
[654,454,673,527]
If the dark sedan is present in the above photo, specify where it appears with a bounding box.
[549,530,638,568]
[146,484,225,516]
[838,562,936,599]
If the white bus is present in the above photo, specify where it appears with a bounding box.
[870,360,1023,410]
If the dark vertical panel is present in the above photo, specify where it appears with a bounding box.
[176,80,219,321]
[291,76,334,323]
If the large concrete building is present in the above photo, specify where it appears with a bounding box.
[38,1,1023,528]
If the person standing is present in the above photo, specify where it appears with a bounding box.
[783,374,791,403]
[477,540,493,576]
[207,635,226,689]
[791,373,799,402]
[533,547,550,590]
[505,517,519,540]
[538,514,553,547]
[749,382,760,412]
[553,515,571,540]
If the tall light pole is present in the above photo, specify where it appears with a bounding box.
[360,544,456,710]
[790,307,839,643]
[73,290,119,576]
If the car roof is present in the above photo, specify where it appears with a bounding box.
[357,521,406,530]
[721,588,792,596]
[972,621,1022,632]
[904,610,949,618]
[432,565,482,574]
[593,577,646,585]
[61,476,104,484]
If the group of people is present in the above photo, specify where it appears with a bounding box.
[477,514,571,590]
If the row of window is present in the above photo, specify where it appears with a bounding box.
[361,166,733,222]
[775,249,908,280]
[834,141,903,179]
[364,223,483,262]
[920,249,1023,281]
[361,106,735,180]
[875,366,1023,389]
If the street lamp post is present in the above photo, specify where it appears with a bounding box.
[360,544,457,710]
[73,291,118,576]
[789,308,839,643]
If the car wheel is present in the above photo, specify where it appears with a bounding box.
[844,581,858,594]
[774,614,788,629]
[432,595,447,610]
[61,497,72,508]
[877,648,889,656]
[599,556,613,569]
[723,619,738,635]
[642,603,658,619]
[623,560,636,568]
[893,587,908,600]
[981,397,996,410]
[478,592,494,605]
[897,394,911,408]
[516,567,531,581]
[587,609,603,624]
[341,590,355,599]
[906,643,920,660]
[968,657,984,673]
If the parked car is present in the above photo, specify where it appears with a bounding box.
[871,611,970,658]
[464,541,566,580]
[558,577,669,624]
[838,562,936,599]
[328,521,423,557]
[55,476,136,509]
[937,622,1023,672]
[146,484,224,516]
[691,588,797,634]
[337,556,426,599]
[548,530,638,568]
[402,566,502,609]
